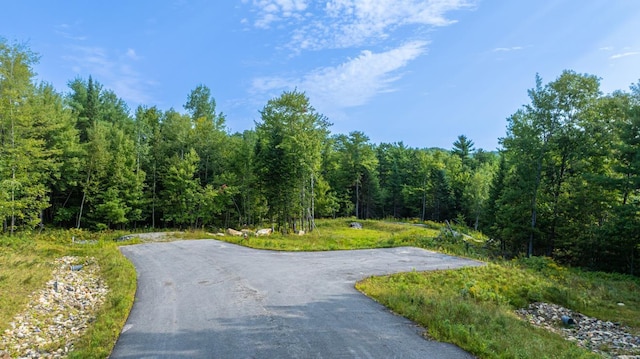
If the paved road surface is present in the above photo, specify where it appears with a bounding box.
[112,239,482,358]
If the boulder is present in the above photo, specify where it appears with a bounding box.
[349,222,363,229]
[256,228,273,236]
[226,228,243,236]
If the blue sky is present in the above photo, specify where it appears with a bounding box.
[2,1,640,150]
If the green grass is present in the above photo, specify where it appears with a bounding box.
[3,219,638,358]
[190,219,445,252]
[356,258,640,358]
[0,230,137,358]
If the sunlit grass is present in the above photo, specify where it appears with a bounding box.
[1,230,137,358]
[192,219,449,252]
[357,258,640,358]
[4,220,637,359]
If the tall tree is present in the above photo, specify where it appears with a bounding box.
[497,71,601,257]
[135,105,162,228]
[333,131,380,219]
[0,40,59,233]
[184,84,225,130]
[377,142,410,218]
[160,148,202,228]
[451,134,475,167]
[254,90,330,232]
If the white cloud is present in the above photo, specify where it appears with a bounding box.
[252,41,428,110]
[610,51,639,60]
[125,48,140,60]
[493,46,523,52]
[251,0,309,28]
[247,0,474,49]
[55,23,88,41]
[63,46,153,105]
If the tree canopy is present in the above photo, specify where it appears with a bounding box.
[1,40,639,275]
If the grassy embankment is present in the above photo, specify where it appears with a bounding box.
[0,230,137,358]
[2,219,638,358]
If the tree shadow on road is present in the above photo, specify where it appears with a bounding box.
[110,293,473,359]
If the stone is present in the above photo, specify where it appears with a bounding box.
[226,228,243,236]
[0,256,109,358]
[516,302,640,357]
[256,228,273,236]
[349,222,363,229]
[115,235,134,242]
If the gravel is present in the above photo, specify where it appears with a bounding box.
[516,302,640,358]
[0,256,108,358]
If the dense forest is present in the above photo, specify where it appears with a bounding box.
[1,40,639,275]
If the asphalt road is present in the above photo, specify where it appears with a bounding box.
[111,239,483,358]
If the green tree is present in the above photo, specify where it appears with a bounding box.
[333,132,380,219]
[184,84,225,130]
[451,134,475,167]
[497,71,601,257]
[0,40,61,233]
[184,85,228,186]
[377,142,411,218]
[226,130,265,227]
[160,148,202,228]
[32,83,82,227]
[135,105,163,228]
[597,84,640,274]
[254,90,330,232]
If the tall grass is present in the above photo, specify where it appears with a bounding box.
[357,258,640,358]
[4,219,637,358]
[0,230,137,358]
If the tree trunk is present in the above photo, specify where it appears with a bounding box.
[77,169,92,229]
[355,173,361,219]
[421,177,426,222]
[10,168,15,236]
[529,151,544,258]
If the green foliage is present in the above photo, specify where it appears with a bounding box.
[329,131,381,219]
[0,39,638,276]
[254,90,330,232]
[0,40,61,233]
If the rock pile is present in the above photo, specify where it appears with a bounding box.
[516,302,640,358]
[0,256,108,358]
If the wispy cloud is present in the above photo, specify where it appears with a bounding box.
[252,41,428,110]
[55,23,88,41]
[492,46,523,52]
[63,46,154,105]
[248,0,309,28]
[245,1,472,113]
[125,48,141,60]
[610,51,639,60]
[247,0,474,49]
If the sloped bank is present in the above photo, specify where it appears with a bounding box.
[0,257,108,358]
